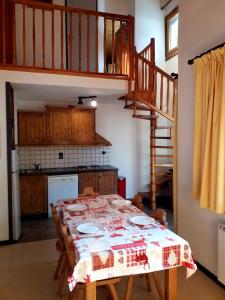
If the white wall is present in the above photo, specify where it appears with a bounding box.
[135,0,165,69]
[178,0,225,275]
[96,100,138,197]
[104,0,135,16]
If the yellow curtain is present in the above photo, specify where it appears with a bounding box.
[192,46,225,213]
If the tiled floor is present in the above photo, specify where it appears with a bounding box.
[0,239,224,300]
[18,218,56,243]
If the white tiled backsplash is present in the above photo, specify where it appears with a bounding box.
[19,146,111,170]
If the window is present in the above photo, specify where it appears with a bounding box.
[165,7,179,60]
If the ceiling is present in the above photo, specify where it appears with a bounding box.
[12,83,125,104]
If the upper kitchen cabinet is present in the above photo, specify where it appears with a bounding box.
[47,107,70,145]
[18,106,111,146]
[70,108,95,145]
[18,111,47,145]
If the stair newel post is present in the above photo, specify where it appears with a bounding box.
[150,38,155,65]
[149,38,157,209]
[150,118,157,210]
[134,47,138,92]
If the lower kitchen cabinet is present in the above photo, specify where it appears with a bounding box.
[78,171,117,195]
[98,171,117,195]
[20,175,48,216]
[78,172,99,194]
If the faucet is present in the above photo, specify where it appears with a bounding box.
[34,163,41,170]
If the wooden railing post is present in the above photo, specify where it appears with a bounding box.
[150,38,155,65]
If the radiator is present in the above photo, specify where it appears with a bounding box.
[218,224,225,285]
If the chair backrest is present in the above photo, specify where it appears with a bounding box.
[130,196,168,227]
[61,224,76,271]
[131,194,144,210]
[78,186,99,198]
[150,209,168,227]
[50,203,65,250]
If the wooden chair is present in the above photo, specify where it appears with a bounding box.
[126,195,167,300]
[131,194,144,210]
[61,224,121,300]
[78,186,99,198]
[50,203,68,296]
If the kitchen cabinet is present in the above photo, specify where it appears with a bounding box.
[20,175,48,216]
[18,106,110,146]
[78,171,117,195]
[78,172,99,194]
[18,112,46,145]
[47,107,70,145]
[70,108,95,144]
[98,171,117,195]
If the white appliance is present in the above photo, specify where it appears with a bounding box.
[11,150,21,240]
[48,174,78,215]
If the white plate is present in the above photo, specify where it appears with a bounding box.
[111,199,131,206]
[129,215,154,226]
[66,204,87,212]
[76,223,102,234]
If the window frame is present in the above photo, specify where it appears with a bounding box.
[165,6,179,60]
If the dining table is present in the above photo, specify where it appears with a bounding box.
[58,194,197,300]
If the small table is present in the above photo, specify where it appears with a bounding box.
[59,194,197,300]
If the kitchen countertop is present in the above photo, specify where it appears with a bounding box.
[19,165,118,176]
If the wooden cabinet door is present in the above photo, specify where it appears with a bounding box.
[47,108,70,145]
[70,109,95,145]
[98,171,117,195]
[78,172,99,194]
[20,175,48,216]
[18,112,46,145]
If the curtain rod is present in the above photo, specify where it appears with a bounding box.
[188,42,225,65]
[161,0,172,10]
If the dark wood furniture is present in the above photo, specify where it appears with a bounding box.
[20,175,48,216]
[47,107,70,145]
[78,171,117,195]
[17,107,109,146]
[18,111,46,145]
[70,108,95,145]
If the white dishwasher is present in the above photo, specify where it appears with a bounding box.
[48,174,78,216]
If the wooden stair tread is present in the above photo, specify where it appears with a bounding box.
[152,136,171,139]
[151,126,173,129]
[133,114,158,120]
[124,103,151,111]
[150,145,173,149]
[151,155,173,158]
[154,163,173,167]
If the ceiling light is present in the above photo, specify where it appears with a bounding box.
[77,95,97,107]
[91,99,97,107]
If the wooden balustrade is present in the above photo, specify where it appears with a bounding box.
[134,39,176,120]
[0,0,134,78]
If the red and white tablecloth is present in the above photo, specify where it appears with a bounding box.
[58,194,197,291]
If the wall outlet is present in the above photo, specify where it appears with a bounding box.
[59,152,63,159]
